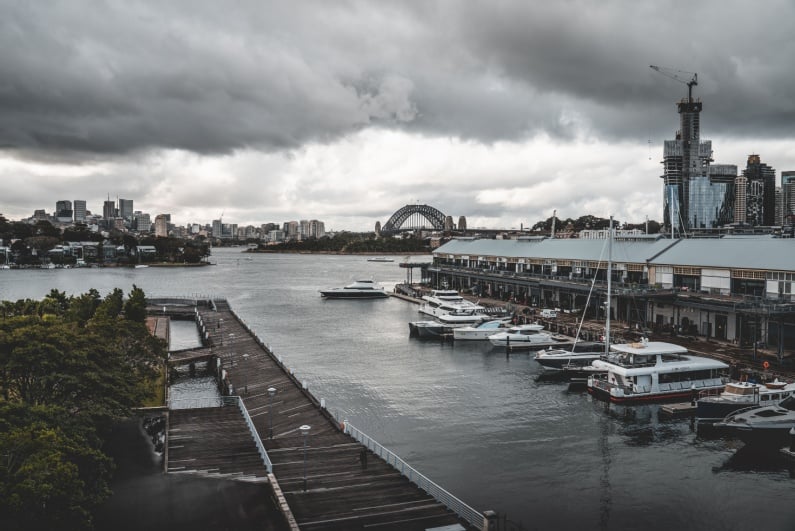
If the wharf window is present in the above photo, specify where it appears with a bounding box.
[732,269,766,280]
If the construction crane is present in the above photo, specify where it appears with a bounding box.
[649,65,698,102]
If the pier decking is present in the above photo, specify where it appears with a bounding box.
[162,299,480,531]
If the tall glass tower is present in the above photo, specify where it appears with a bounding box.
[661,92,736,232]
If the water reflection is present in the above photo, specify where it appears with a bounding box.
[713,444,795,477]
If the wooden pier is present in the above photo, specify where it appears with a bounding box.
[162,299,480,531]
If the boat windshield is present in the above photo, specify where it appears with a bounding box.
[780,395,795,411]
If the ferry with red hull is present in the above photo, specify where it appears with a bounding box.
[586,339,729,403]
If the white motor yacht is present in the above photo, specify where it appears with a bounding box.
[697,380,795,423]
[418,289,485,317]
[586,339,728,403]
[488,324,554,349]
[716,395,795,446]
[320,279,388,299]
[453,318,513,341]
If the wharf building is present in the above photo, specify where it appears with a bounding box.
[429,236,795,357]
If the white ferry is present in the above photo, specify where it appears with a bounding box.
[586,339,728,403]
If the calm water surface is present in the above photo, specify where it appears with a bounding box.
[1,249,794,530]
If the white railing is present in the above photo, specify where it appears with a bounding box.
[167,395,273,473]
[224,396,274,473]
[344,422,483,531]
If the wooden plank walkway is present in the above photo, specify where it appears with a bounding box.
[165,299,477,531]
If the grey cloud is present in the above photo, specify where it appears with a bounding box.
[1,0,793,161]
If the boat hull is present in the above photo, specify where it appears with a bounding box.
[715,424,794,447]
[320,290,387,299]
[587,384,720,404]
[535,354,601,370]
[408,322,452,338]
[696,400,758,423]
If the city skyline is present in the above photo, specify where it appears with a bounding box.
[1,2,794,231]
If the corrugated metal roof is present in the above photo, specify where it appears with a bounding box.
[435,237,676,264]
[650,238,795,270]
[435,236,795,272]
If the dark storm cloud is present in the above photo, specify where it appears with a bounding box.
[1,0,792,159]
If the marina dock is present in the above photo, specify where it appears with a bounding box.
[158,298,484,531]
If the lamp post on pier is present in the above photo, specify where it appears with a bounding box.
[242,353,250,394]
[268,387,277,438]
[300,425,311,491]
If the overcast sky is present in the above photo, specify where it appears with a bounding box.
[2,1,794,231]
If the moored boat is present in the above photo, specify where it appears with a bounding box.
[320,279,388,299]
[367,257,395,262]
[715,395,795,446]
[418,289,485,318]
[534,342,604,370]
[408,320,453,339]
[488,324,555,349]
[453,318,513,341]
[586,339,729,403]
[697,379,795,423]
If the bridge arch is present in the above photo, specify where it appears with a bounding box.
[381,204,446,235]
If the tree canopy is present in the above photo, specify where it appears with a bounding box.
[0,287,166,530]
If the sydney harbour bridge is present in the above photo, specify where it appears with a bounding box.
[376,204,466,236]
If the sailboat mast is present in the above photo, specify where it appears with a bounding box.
[605,216,612,356]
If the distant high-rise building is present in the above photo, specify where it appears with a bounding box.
[119,199,134,220]
[154,214,168,237]
[54,200,73,222]
[73,200,87,222]
[775,187,783,226]
[309,220,325,238]
[661,88,713,233]
[742,154,776,226]
[103,200,116,219]
[133,212,151,232]
[660,85,747,232]
[283,221,299,240]
[734,175,748,223]
[782,171,795,225]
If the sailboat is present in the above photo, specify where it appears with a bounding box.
[584,218,728,403]
[535,218,613,373]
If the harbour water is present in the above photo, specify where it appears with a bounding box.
[2,248,794,530]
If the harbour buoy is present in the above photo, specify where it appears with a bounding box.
[763,361,770,370]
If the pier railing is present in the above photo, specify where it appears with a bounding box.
[343,421,483,531]
[224,396,274,473]
[166,395,273,473]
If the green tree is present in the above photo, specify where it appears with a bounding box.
[34,220,61,238]
[0,288,167,529]
[94,289,123,320]
[123,285,147,323]
[0,404,113,531]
